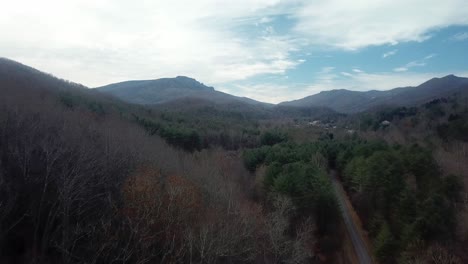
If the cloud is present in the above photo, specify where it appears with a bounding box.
[228,67,468,103]
[382,50,398,58]
[424,53,437,60]
[222,68,468,103]
[1,0,467,96]
[221,83,306,104]
[393,54,436,72]
[293,0,468,50]
[406,61,426,68]
[277,70,468,103]
[451,32,468,41]
[394,67,409,72]
[0,0,299,86]
[328,71,466,91]
[258,16,274,25]
[320,67,335,74]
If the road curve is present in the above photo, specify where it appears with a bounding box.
[330,170,373,264]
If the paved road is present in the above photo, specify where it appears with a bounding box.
[330,170,373,264]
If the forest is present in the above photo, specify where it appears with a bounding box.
[0,58,467,264]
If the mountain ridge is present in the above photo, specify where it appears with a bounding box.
[2,57,467,114]
[280,74,468,113]
[96,76,267,106]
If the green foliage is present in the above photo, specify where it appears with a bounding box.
[379,107,418,121]
[335,140,387,169]
[243,145,271,172]
[60,93,77,108]
[401,144,439,191]
[413,193,456,241]
[357,106,419,132]
[334,139,460,261]
[134,116,201,151]
[424,99,447,118]
[359,114,375,131]
[366,150,405,212]
[441,174,463,203]
[368,214,385,237]
[374,223,398,263]
[159,126,201,152]
[126,104,272,151]
[344,156,368,191]
[397,189,417,226]
[437,117,468,141]
[59,92,108,114]
[245,142,339,235]
[260,130,288,146]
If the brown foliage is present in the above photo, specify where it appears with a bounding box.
[0,59,320,263]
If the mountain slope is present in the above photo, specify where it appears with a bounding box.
[281,75,468,113]
[96,76,341,121]
[2,58,305,264]
[96,76,265,105]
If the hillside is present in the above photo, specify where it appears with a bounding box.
[0,58,340,151]
[281,75,468,113]
[2,57,467,263]
[97,76,265,105]
[0,57,322,263]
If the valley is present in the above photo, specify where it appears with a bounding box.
[2,1,468,263]
[0,58,467,263]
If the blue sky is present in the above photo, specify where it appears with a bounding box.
[2,0,468,103]
[224,22,468,102]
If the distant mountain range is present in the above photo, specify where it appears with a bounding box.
[280,75,468,113]
[2,57,467,115]
[98,74,468,114]
[96,77,265,106]
[0,58,339,121]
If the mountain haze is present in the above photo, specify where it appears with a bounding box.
[281,75,468,113]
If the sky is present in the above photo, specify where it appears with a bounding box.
[1,0,468,103]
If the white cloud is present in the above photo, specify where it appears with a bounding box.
[221,83,305,103]
[1,0,467,99]
[424,53,437,60]
[382,50,398,58]
[320,67,336,74]
[222,68,468,103]
[394,67,409,72]
[293,0,468,50]
[0,0,298,86]
[451,32,468,41]
[393,54,436,72]
[328,71,463,91]
[284,70,468,103]
[258,16,274,24]
[406,61,426,68]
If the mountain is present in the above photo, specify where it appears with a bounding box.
[280,75,468,113]
[0,57,88,93]
[96,76,265,106]
[6,56,466,117]
[2,58,307,264]
[96,76,342,120]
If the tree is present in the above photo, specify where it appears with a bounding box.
[374,223,397,263]
[260,130,288,146]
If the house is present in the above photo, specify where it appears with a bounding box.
[381,120,391,126]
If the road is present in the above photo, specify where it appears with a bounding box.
[330,170,373,264]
